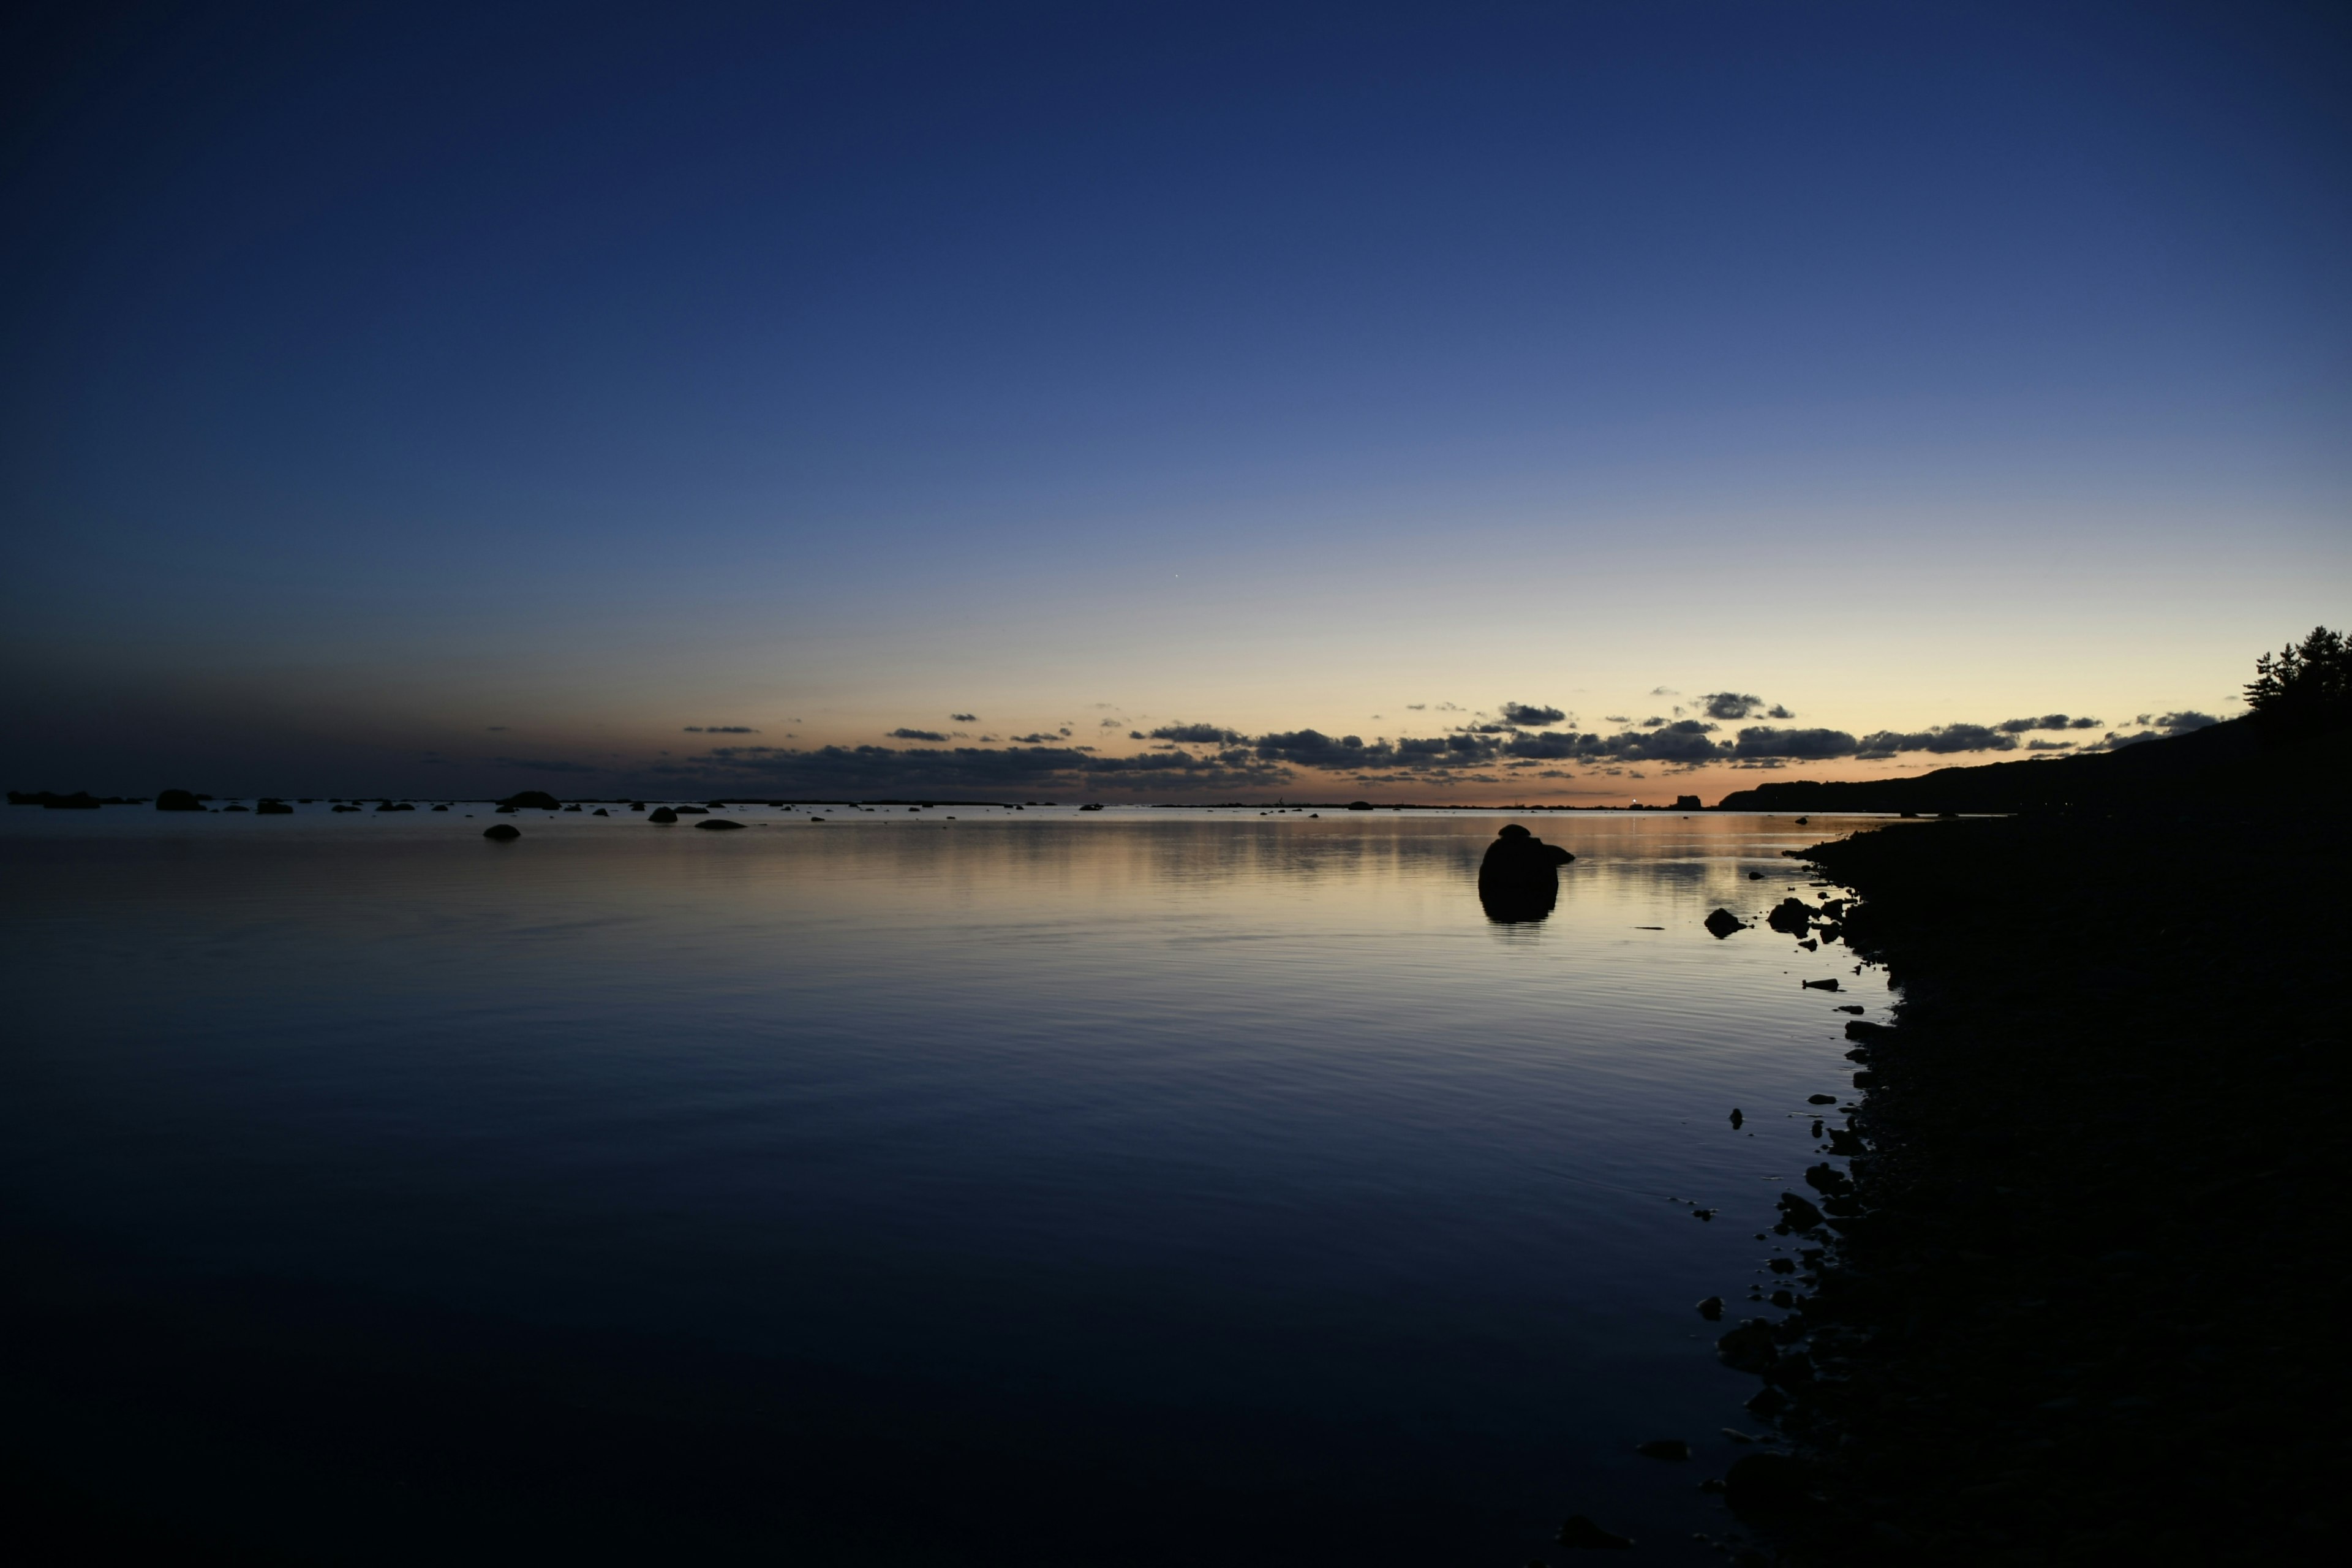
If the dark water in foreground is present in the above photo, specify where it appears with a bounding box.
[1,807,1884,1564]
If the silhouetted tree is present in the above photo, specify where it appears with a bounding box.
[2244,626,2351,738]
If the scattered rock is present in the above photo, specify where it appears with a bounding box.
[647,808,680,824]
[1777,1192,1826,1230]
[1836,1004,1864,1014]
[1697,1295,1725,1321]
[1844,1019,1890,1041]
[1767,897,1817,935]
[483,824,521,842]
[592,808,608,816]
[256,801,293,815]
[498,791,562,811]
[1635,1439,1691,1461]
[693,818,747,831]
[1748,871,1765,880]
[1801,978,1841,990]
[1716,1320,1780,1373]
[1728,1108,1744,1129]
[1555,1514,1635,1550]
[1806,1093,1838,1105]
[155,790,206,812]
[1705,908,1749,938]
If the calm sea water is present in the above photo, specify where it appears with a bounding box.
[1,805,1884,1565]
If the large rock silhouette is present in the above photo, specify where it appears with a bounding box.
[1477,824,1574,924]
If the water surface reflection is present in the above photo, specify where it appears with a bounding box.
[0,809,1890,1566]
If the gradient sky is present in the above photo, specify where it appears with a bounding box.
[4,1,2346,802]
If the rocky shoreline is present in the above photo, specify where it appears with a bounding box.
[1734,807,2346,1563]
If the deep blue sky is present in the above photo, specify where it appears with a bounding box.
[4,1,2346,799]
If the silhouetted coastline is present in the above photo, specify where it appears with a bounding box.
[1716,723,2346,1561]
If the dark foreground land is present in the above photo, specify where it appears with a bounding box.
[1747,804,2348,1564]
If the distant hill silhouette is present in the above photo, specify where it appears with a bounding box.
[1713,717,2343,813]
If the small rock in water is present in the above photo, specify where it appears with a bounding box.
[1692,1208,1716,1221]
[592,808,608,816]
[1776,1192,1826,1230]
[1635,1439,1691,1461]
[693,818,747,831]
[1728,1108,1744,1129]
[1801,978,1840,991]
[1556,1515,1634,1550]
[1716,1321,1779,1373]
[647,807,680,824]
[483,824,521,842]
[1696,1295,1724,1321]
[1703,908,1748,938]
[1806,1093,1838,1104]
[1836,1004,1864,1014]
[1747,872,1763,880]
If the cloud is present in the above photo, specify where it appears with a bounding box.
[684,725,758,733]
[1639,715,1665,728]
[1731,726,1862,761]
[2140,710,2220,734]
[2026,739,2076,751]
[1504,731,1586,760]
[889,728,949,742]
[1699,692,1766,720]
[1150,722,1245,744]
[1253,729,1388,767]
[1855,724,2019,758]
[1499,702,1566,727]
[1099,717,1124,728]
[1603,715,1630,724]
[2082,711,2222,752]
[1765,704,1794,720]
[688,742,1289,794]
[1995,714,2104,733]
[1603,719,1724,762]
[1008,732,1058,744]
[1650,687,1679,696]
[949,713,977,722]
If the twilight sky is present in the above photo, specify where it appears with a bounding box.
[4,1,2346,802]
